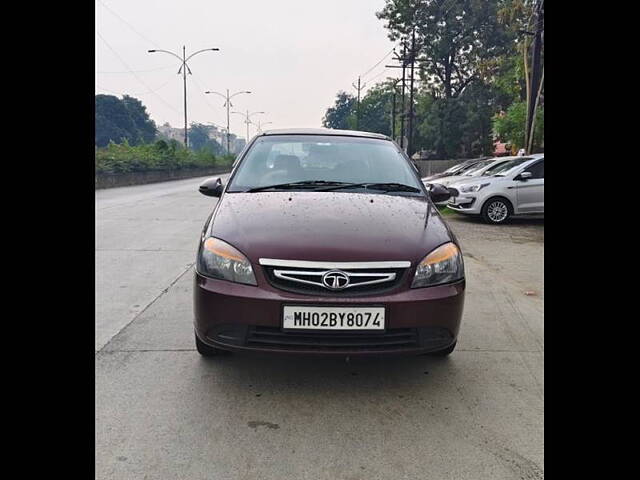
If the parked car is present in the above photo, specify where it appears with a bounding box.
[421,157,488,183]
[447,154,544,224]
[424,156,518,205]
[194,128,465,358]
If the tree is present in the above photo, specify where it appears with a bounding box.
[377,0,512,99]
[188,123,224,154]
[357,82,395,136]
[121,95,157,144]
[493,101,543,152]
[95,94,157,147]
[418,97,467,159]
[95,95,136,147]
[322,92,356,129]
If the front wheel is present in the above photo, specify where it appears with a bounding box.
[481,197,513,224]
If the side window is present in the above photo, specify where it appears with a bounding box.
[524,160,544,179]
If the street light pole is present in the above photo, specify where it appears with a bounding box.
[232,110,265,143]
[148,46,220,148]
[204,89,251,154]
[255,120,273,134]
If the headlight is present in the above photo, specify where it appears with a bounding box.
[197,237,257,285]
[459,182,490,193]
[411,242,464,288]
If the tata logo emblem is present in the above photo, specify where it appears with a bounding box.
[321,270,350,290]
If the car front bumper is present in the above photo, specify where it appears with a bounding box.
[447,194,482,214]
[194,272,465,357]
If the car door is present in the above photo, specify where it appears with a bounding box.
[514,159,544,213]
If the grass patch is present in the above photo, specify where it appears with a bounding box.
[436,205,456,216]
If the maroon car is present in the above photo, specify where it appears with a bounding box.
[194,128,465,357]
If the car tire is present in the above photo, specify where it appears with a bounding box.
[481,197,513,224]
[195,332,221,357]
[430,341,457,356]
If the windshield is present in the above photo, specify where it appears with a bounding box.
[462,159,496,176]
[490,157,532,176]
[444,163,466,174]
[480,160,511,176]
[228,135,424,194]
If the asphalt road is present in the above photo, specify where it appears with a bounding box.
[95,177,544,480]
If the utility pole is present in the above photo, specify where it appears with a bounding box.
[525,0,544,154]
[390,78,403,143]
[352,76,366,130]
[148,46,220,148]
[385,41,408,149]
[391,88,396,141]
[232,110,265,143]
[205,89,251,154]
[400,42,407,150]
[407,27,417,158]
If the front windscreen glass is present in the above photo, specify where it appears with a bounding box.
[490,157,532,176]
[461,159,496,176]
[227,135,424,194]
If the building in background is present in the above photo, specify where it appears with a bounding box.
[157,123,185,144]
[157,123,246,154]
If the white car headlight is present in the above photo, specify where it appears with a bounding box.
[411,242,464,288]
[459,182,490,193]
[197,237,257,285]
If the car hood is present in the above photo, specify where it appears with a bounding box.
[425,174,469,186]
[422,172,448,181]
[449,175,503,189]
[208,191,455,264]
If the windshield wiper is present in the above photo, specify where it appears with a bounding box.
[314,182,421,193]
[245,180,350,193]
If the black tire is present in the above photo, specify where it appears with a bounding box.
[481,197,513,224]
[195,332,221,357]
[430,341,457,356]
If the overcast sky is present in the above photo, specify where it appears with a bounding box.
[95,0,398,139]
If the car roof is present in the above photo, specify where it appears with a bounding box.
[261,128,390,140]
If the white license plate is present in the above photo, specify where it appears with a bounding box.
[283,306,385,331]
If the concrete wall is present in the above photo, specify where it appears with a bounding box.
[95,166,231,189]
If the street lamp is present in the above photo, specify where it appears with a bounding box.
[232,110,265,143]
[148,46,219,148]
[254,120,273,134]
[204,89,251,155]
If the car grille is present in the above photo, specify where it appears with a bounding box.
[246,326,419,351]
[447,187,460,197]
[263,266,407,296]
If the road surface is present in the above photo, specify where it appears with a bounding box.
[96,177,543,480]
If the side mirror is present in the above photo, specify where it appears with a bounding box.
[427,183,451,203]
[515,171,532,181]
[199,177,224,197]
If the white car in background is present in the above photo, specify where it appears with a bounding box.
[424,156,519,205]
[447,154,544,224]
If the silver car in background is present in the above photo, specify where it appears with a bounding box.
[447,154,544,224]
[424,156,519,205]
[421,157,488,183]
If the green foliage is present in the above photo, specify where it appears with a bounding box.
[418,97,467,159]
[320,0,544,159]
[95,94,157,147]
[492,101,544,152]
[188,123,224,154]
[322,91,356,129]
[95,140,233,174]
[377,0,512,99]
[357,82,395,136]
